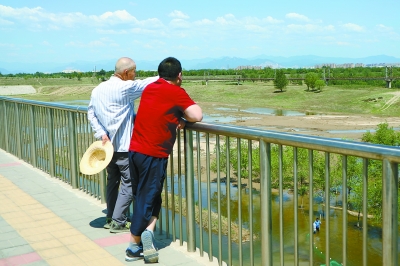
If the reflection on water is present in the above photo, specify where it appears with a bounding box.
[166,175,392,265]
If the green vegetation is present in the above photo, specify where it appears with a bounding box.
[210,122,400,224]
[273,69,288,91]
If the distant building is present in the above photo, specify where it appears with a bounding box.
[62,69,81,73]
[316,62,399,69]
[236,65,262,70]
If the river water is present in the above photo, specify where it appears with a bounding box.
[167,175,399,266]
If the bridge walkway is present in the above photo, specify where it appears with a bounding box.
[0,149,218,266]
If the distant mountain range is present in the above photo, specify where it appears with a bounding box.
[1,54,399,74]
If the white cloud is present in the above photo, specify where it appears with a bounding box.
[285,13,310,22]
[65,38,119,48]
[375,24,391,31]
[194,19,213,26]
[342,23,364,32]
[287,24,321,33]
[0,17,13,25]
[263,16,283,24]
[169,10,189,19]
[170,19,191,29]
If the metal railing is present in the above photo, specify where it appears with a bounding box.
[0,97,106,202]
[1,96,398,266]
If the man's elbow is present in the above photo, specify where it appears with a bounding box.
[185,105,203,122]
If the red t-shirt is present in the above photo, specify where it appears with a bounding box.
[129,78,196,158]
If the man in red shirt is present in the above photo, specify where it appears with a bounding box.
[125,57,202,263]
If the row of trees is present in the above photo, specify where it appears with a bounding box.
[1,66,399,88]
[274,71,326,91]
[210,123,400,223]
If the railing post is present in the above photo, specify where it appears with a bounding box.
[14,102,22,159]
[184,128,196,252]
[2,101,10,152]
[260,140,272,265]
[68,111,78,188]
[382,159,398,266]
[47,108,55,177]
[29,105,37,168]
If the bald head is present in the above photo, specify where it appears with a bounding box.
[115,57,136,74]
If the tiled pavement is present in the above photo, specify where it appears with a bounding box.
[0,149,220,266]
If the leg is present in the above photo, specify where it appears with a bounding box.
[127,152,167,263]
[105,154,120,220]
[111,153,133,227]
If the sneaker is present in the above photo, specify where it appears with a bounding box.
[125,247,144,262]
[103,217,112,229]
[141,230,158,263]
[110,220,131,233]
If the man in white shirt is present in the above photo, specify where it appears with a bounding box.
[87,57,157,233]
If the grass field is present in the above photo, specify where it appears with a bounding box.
[1,77,400,117]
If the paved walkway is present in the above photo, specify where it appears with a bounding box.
[0,149,219,266]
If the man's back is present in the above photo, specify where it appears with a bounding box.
[129,78,196,158]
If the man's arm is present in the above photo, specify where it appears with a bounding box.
[128,76,159,100]
[183,104,203,122]
[87,100,108,139]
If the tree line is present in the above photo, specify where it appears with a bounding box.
[1,66,399,88]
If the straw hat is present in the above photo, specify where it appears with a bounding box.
[80,141,114,175]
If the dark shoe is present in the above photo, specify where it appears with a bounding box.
[125,247,144,262]
[110,220,131,233]
[141,230,158,263]
[103,217,112,229]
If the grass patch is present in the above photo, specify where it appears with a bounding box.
[2,77,399,116]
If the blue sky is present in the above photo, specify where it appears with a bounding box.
[1,0,399,65]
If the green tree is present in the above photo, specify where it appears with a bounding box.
[273,69,288,92]
[315,79,325,91]
[304,72,318,90]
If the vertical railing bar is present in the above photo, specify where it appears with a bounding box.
[237,137,243,266]
[382,159,398,266]
[278,144,284,266]
[216,135,222,266]
[196,132,203,256]
[362,158,368,266]
[342,156,348,266]
[47,108,55,177]
[14,102,22,159]
[260,140,272,266]
[184,129,196,252]
[293,147,299,265]
[1,101,8,151]
[68,111,78,188]
[77,113,83,189]
[177,130,183,245]
[325,152,330,266]
[56,110,62,180]
[170,148,175,241]
[60,110,66,181]
[248,140,254,266]
[29,105,37,168]
[162,169,168,237]
[308,150,314,266]
[206,133,213,261]
[226,137,232,266]
[36,107,42,170]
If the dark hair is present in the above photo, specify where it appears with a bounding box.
[158,57,182,81]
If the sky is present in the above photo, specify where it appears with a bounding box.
[1,0,400,65]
